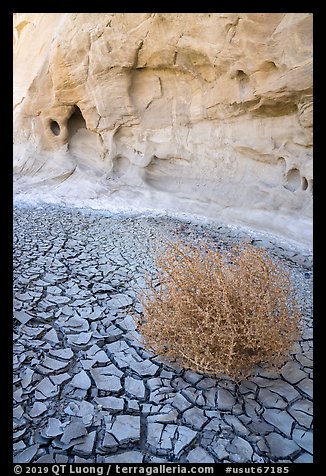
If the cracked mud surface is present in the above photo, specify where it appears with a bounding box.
[13,204,313,463]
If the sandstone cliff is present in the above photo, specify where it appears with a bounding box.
[13,13,313,245]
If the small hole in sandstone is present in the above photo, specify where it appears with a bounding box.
[277,157,287,182]
[50,120,60,136]
[261,61,278,73]
[301,176,308,191]
[284,168,301,192]
[278,157,286,170]
[236,70,248,81]
[68,105,87,138]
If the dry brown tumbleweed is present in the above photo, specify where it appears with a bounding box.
[134,240,303,381]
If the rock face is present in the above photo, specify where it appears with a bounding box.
[13,13,312,245]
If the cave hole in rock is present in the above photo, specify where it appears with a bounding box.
[236,70,250,88]
[236,70,248,81]
[236,70,251,100]
[50,120,60,136]
[301,176,308,191]
[277,157,286,171]
[68,105,87,138]
[284,168,301,192]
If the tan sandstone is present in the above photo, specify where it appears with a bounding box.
[13,13,313,245]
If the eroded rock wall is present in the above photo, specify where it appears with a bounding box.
[13,13,313,245]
